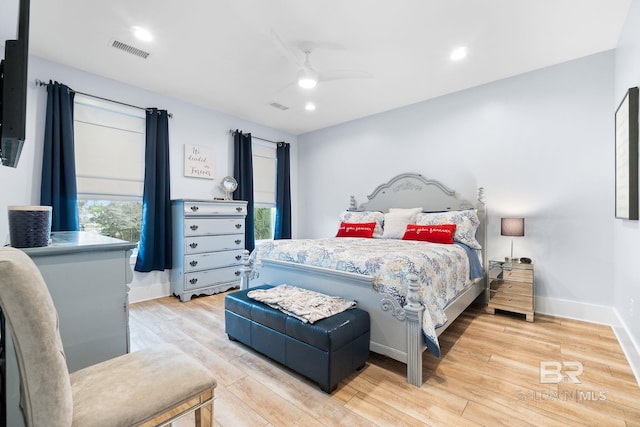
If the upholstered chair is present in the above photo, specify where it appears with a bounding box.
[0,247,216,426]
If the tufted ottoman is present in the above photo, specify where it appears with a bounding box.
[224,285,370,393]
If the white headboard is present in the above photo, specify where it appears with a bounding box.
[350,172,487,271]
[356,173,479,212]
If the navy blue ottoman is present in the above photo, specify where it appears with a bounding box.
[224,285,370,393]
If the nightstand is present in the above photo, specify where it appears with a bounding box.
[487,260,534,322]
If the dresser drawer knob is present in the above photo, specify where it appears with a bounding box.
[190,260,198,267]
[190,224,199,231]
[189,242,198,249]
[235,239,241,245]
[235,223,242,229]
[235,270,241,276]
[190,205,199,212]
[236,207,243,212]
[189,278,198,285]
[235,255,242,260]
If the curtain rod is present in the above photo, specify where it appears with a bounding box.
[229,129,285,145]
[35,79,173,118]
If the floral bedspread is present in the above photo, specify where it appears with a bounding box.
[250,238,476,357]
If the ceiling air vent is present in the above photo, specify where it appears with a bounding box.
[269,102,289,111]
[111,39,150,59]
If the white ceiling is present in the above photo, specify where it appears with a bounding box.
[1,0,633,135]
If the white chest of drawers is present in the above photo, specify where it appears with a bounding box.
[171,199,247,302]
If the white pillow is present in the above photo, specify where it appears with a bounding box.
[382,208,422,239]
[415,209,481,249]
[338,211,384,238]
[389,207,423,213]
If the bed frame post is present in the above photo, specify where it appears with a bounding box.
[477,187,488,304]
[239,250,251,290]
[404,274,425,387]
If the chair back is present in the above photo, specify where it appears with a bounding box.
[0,247,73,426]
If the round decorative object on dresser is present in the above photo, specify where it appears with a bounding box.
[8,205,53,248]
[220,176,238,200]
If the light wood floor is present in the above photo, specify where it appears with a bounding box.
[129,292,640,426]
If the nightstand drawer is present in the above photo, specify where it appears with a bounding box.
[487,260,534,322]
[489,291,533,312]
[502,268,533,283]
[489,280,532,296]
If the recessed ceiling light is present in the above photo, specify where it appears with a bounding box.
[305,102,316,111]
[132,26,153,42]
[450,46,467,61]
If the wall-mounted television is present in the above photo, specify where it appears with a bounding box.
[0,0,30,168]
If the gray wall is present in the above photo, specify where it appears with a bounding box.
[0,55,299,243]
[298,51,615,307]
[0,55,299,301]
[614,0,640,356]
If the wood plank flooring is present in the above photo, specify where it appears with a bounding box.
[129,292,640,426]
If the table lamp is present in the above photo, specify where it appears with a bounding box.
[501,217,524,262]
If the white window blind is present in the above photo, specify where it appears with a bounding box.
[74,95,146,200]
[252,141,276,205]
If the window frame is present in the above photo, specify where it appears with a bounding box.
[252,140,277,241]
[73,95,146,243]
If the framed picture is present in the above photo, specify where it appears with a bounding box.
[615,87,639,220]
[184,144,214,179]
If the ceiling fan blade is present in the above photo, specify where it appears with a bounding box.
[273,80,298,94]
[270,29,304,67]
[318,69,373,82]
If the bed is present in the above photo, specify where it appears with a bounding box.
[239,173,487,387]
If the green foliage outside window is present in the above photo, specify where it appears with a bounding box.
[78,201,272,244]
[78,200,142,243]
[254,207,274,240]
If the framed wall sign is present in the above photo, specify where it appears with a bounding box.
[184,144,214,179]
[615,87,639,220]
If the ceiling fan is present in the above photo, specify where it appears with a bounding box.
[270,29,372,90]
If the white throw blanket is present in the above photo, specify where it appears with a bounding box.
[247,284,357,324]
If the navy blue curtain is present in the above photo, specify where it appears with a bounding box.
[40,81,79,231]
[274,142,291,239]
[233,130,255,252]
[135,109,172,272]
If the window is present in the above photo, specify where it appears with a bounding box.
[252,141,277,241]
[73,95,145,242]
[254,206,276,240]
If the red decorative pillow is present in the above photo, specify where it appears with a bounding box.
[336,222,377,238]
[402,224,457,244]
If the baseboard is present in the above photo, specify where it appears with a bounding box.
[535,296,620,325]
[536,296,640,386]
[612,312,640,386]
[129,282,170,303]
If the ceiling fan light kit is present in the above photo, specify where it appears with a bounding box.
[297,70,318,88]
[270,29,371,114]
[297,52,319,88]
